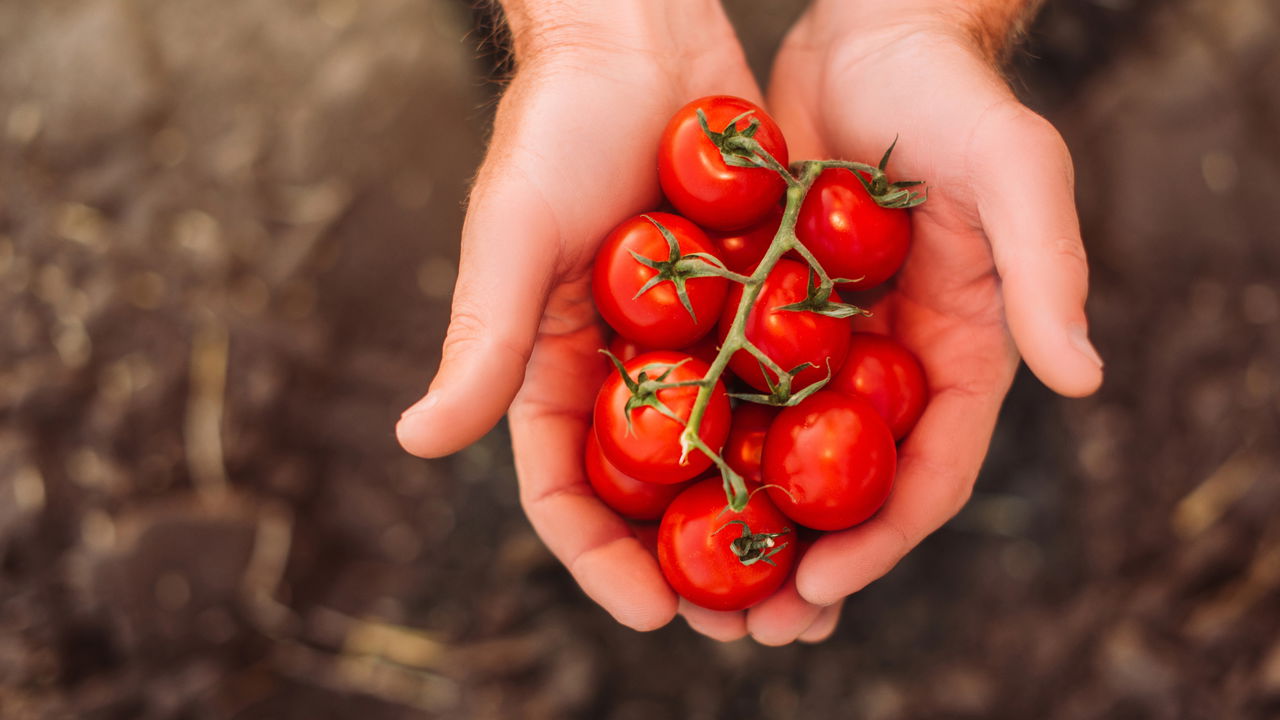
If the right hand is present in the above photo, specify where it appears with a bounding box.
[395,0,830,641]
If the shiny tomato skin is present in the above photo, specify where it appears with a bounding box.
[763,391,896,531]
[592,213,728,348]
[717,259,852,393]
[795,168,912,291]
[830,333,928,440]
[723,403,779,483]
[705,205,782,274]
[594,351,731,483]
[584,432,689,520]
[658,96,789,231]
[607,332,719,366]
[658,477,796,611]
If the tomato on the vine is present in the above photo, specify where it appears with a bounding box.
[594,351,731,483]
[722,403,779,483]
[658,96,789,231]
[658,476,795,611]
[592,212,728,349]
[717,258,852,393]
[704,205,782,274]
[830,333,928,440]
[795,168,912,291]
[584,432,690,520]
[607,332,719,367]
[763,391,896,531]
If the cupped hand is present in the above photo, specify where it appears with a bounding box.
[735,2,1105,644]
[396,1,836,640]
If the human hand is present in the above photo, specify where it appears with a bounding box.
[728,0,1104,644]
[395,0,823,637]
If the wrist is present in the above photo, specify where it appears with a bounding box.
[499,0,726,64]
[804,0,1043,65]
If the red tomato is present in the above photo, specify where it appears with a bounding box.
[593,212,728,348]
[658,96,789,231]
[607,332,720,366]
[658,477,795,611]
[722,403,779,483]
[717,259,852,393]
[704,205,782,274]
[763,391,896,531]
[795,168,912,291]
[584,432,689,520]
[830,333,928,440]
[594,351,731,483]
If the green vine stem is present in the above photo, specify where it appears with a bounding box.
[677,160,835,513]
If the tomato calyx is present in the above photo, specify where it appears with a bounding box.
[776,267,871,319]
[712,519,792,567]
[730,360,832,408]
[629,215,738,324]
[696,108,793,179]
[600,349,701,434]
[819,137,928,210]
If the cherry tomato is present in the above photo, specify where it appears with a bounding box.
[607,332,719,366]
[658,96,789,231]
[830,333,928,440]
[592,212,728,348]
[658,476,796,611]
[584,432,689,520]
[704,205,782,274]
[717,259,852,393]
[722,403,779,483]
[795,168,912,291]
[594,351,731,483]
[630,521,661,558]
[763,391,896,531]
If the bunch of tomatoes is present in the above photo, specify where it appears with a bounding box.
[586,96,928,613]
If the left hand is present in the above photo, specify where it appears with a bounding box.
[716,0,1104,646]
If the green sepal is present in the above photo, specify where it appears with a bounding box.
[775,267,870,318]
[628,215,730,324]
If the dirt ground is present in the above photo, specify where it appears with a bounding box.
[1,1,1278,718]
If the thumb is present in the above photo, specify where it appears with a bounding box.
[396,150,558,458]
[975,103,1104,398]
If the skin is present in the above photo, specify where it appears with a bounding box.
[397,0,1102,645]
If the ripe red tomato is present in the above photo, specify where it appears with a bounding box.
[717,259,852,393]
[584,432,690,520]
[830,333,928,440]
[704,205,782,274]
[763,391,896,531]
[594,351,731,483]
[658,476,795,611]
[795,168,912,291]
[592,212,728,348]
[607,332,719,367]
[722,403,779,483]
[658,96,789,231]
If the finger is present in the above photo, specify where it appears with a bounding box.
[512,389,678,631]
[975,104,1103,398]
[679,599,748,642]
[797,599,843,643]
[795,381,1002,605]
[745,576,823,647]
[395,153,559,457]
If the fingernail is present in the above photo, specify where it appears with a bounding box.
[400,392,439,418]
[1068,325,1104,369]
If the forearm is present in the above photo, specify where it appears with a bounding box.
[496,0,726,63]
[805,0,1046,64]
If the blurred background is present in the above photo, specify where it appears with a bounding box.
[1,0,1278,718]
